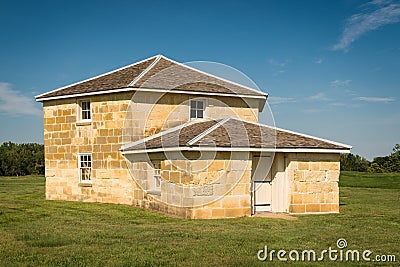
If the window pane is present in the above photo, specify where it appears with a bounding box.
[81,168,90,180]
[190,101,196,108]
[81,101,91,120]
[86,111,91,120]
[190,109,196,118]
[197,109,203,118]
[80,154,92,182]
[197,100,203,109]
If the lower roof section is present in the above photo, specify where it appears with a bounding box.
[120,117,351,155]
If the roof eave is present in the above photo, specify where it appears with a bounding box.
[121,146,351,155]
[35,86,268,102]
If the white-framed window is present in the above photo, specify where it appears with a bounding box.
[190,99,204,119]
[153,161,161,190]
[78,153,92,183]
[77,99,91,122]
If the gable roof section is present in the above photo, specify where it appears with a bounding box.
[35,55,267,101]
[121,117,351,154]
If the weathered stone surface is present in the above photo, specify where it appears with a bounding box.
[287,153,341,215]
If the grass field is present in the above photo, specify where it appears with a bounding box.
[0,172,399,266]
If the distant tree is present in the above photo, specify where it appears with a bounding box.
[0,142,44,176]
[370,144,400,173]
[386,144,400,172]
[367,162,385,173]
[340,153,370,172]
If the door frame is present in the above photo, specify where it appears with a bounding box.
[251,154,273,215]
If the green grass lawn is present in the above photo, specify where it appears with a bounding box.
[0,172,399,266]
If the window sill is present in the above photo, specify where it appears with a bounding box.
[79,183,92,187]
[147,190,161,196]
[76,121,92,126]
[189,118,207,122]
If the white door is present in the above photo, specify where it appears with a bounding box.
[252,155,273,213]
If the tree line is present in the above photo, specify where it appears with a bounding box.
[0,142,44,176]
[341,144,400,173]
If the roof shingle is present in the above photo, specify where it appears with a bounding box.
[121,117,351,153]
[36,55,267,100]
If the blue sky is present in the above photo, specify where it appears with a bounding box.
[0,0,399,160]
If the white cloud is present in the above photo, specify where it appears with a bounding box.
[267,96,295,105]
[0,83,41,116]
[330,102,347,107]
[309,92,329,101]
[332,0,400,51]
[268,59,288,67]
[330,79,352,87]
[315,58,324,64]
[353,96,395,102]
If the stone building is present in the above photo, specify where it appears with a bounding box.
[35,55,351,218]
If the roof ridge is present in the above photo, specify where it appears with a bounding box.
[158,55,268,97]
[128,55,161,87]
[35,55,159,99]
[186,117,230,146]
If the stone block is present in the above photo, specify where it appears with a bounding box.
[211,208,225,218]
[213,184,230,196]
[306,171,326,182]
[324,192,334,203]
[289,204,305,213]
[320,162,340,171]
[294,182,306,193]
[306,204,321,213]
[56,117,66,124]
[310,162,320,171]
[193,185,213,196]
[190,160,208,173]
[326,170,340,182]
[239,195,251,208]
[298,162,309,170]
[221,196,239,208]
[180,173,192,184]
[230,183,248,195]
[320,204,332,212]
[182,197,194,207]
[169,171,181,183]
[100,145,112,153]
[331,203,339,212]
[303,193,317,204]
[208,160,225,172]
[332,192,339,203]
[193,208,212,219]
[293,171,305,182]
[291,194,303,204]
[224,208,246,218]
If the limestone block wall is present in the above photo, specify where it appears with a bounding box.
[126,151,252,219]
[206,97,259,122]
[286,153,340,214]
[43,92,141,205]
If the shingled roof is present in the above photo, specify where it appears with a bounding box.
[35,55,267,101]
[120,117,351,154]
